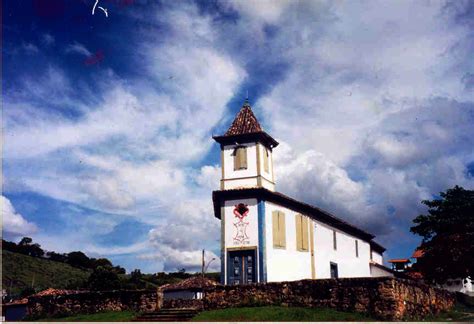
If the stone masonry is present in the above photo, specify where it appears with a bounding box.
[26,278,455,320]
[27,290,157,319]
[203,277,455,321]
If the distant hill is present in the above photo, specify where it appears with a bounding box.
[2,250,91,296]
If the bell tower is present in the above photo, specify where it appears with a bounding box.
[213,100,279,191]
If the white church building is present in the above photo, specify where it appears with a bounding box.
[212,100,388,285]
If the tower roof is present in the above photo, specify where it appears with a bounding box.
[213,100,279,148]
[224,101,263,136]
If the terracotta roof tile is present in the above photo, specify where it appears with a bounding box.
[4,298,28,306]
[412,249,424,258]
[32,288,87,297]
[388,259,411,263]
[224,102,263,136]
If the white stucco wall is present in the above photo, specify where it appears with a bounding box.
[264,201,373,281]
[313,221,371,278]
[223,143,257,184]
[265,202,313,282]
[371,250,383,265]
[370,263,393,277]
[221,143,275,191]
[223,178,259,190]
[256,144,274,184]
[224,198,259,249]
[221,197,378,283]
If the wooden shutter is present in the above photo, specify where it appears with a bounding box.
[240,147,247,169]
[234,147,247,170]
[233,147,240,170]
[272,211,279,247]
[295,214,302,250]
[263,147,269,173]
[302,216,309,251]
[296,214,309,252]
[278,211,286,248]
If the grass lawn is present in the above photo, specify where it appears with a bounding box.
[192,306,376,322]
[33,310,136,322]
[423,303,474,322]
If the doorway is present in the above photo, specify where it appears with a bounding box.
[227,249,256,285]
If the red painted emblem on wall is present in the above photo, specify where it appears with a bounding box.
[233,203,250,245]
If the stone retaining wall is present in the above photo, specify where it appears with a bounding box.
[203,277,455,320]
[162,299,203,309]
[27,290,157,319]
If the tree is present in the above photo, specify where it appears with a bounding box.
[46,251,68,263]
[28,243,45,257]
[19,237,33,246]
[113,266,126,274]
[130,269,142,283]
[90,258,113,269]
[66,251,91,268]
[87,266,121,291]
[410,185,474,284]
[17,237,44,257]
[2,239,20,253]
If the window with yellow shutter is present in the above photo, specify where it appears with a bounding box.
[263,147,269,173]
[296,214,309,252]
[233,146,247,170]
[272,211,286,248]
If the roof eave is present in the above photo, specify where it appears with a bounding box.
[370,240,386,253]
[213,132,279,149]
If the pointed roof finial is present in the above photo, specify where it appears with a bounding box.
[244,89,250,106]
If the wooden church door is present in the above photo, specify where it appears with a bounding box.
[228,250,256,285]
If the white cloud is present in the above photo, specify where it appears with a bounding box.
[275,142,380,227]
[41,33,55,46]
[194,165,221,192]
[22,43,39,54]
[226,0,291,24]
[1,195,37,236]
[65,42,92,57]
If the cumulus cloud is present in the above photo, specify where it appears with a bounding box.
[2,195,37,236]
[144,196,220,271]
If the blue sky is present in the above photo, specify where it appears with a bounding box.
[3,0,474,273]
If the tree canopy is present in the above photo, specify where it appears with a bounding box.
[410,185,474,283]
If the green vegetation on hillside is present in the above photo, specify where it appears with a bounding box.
[192,306,376,322]
[2,250,91,296]
[3,249,220,297]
